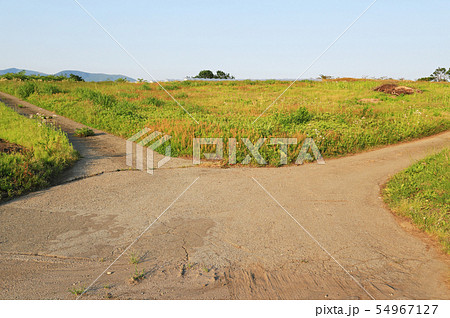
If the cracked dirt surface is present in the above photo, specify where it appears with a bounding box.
[0,92,449,299]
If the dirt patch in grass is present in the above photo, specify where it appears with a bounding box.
[374,83,422,95]
[358,98,381,103]
[0,138,27,154]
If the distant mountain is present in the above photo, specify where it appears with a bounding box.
[0,68,135,82]
[55,70,135,82]
[0,68,48,76]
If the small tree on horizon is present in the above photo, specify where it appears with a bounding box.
[194,70,215,79]
[431,67,449,82]
[418,67,449,82]
[215,70,234,79]
[193,70,234,79]
[115,77,128,83]
[319,74,333,80]
[69,73,84,82]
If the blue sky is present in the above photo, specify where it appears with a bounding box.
[1,0,449,80]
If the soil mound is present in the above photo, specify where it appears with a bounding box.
[374,84,422,95]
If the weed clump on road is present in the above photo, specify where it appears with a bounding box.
[74,127,95,137]
[68,286,86,296]
[130,265,145,283]
[129,252,141,265]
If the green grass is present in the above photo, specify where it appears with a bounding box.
[0,102,78,201]
[129,252,141,265]
[383,149,450,253]
[130,265,145,282]
[0,79,448,165]
[74,127,95,137]
[68,286,86,296]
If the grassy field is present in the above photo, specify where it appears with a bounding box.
[0,79,448,165]
[383,149,449,253]
[0,102,78,201]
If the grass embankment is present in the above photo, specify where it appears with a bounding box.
[0,79,448,165]
[0,103,78,201]
[383,149,449,254]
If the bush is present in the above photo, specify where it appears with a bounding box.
[142,96,165,107]
[279,107,312,126]
[16,82,37,99]
[193,70,235,79]
[291,107,312,124]
[69,74,84,82]
[194,70,215,79]
[115,77,128,83]
[75,88,117,108]
[39,84,63,95]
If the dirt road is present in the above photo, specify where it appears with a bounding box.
[0,92,448,299]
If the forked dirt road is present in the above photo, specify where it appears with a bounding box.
[0,92,449,300]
